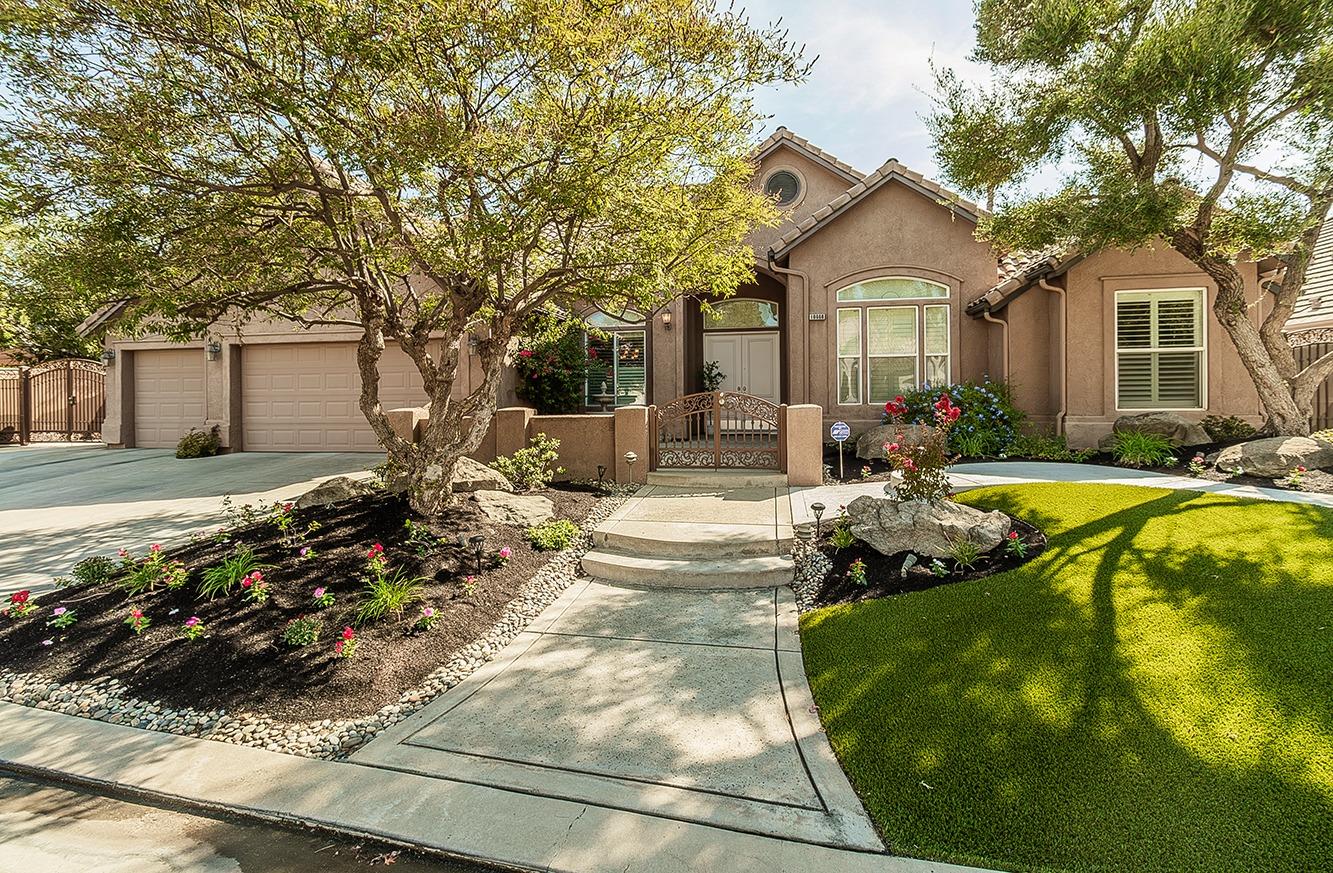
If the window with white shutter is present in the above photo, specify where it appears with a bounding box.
[1115,290,1205,409]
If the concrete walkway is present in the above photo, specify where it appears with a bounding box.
[789,460,1333,525]
[0,444,381,595]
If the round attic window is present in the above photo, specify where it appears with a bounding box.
[764,170,801,206]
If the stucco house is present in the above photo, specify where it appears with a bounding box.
[93,126,1328,453]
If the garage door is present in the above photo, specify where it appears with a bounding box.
[134,348,207,448]
[241,342,431,451]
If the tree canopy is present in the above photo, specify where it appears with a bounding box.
[0,0,806,510]
[930,0,1333,433]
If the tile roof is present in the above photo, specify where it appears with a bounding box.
[76,298,135,337]
[750,126,866,184]
[767,157,987,258]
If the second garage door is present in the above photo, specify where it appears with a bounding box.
[241,342,431,451]
[134,347,207,449]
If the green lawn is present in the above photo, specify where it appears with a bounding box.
[800,483,1333,872]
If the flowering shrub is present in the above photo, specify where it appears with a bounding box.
[199,545,267,599]
[122,545,188,594]
[490,433,563,491]
[882,380,1022,457]
[1188,453,1207,477]
[462,574,477,597]
[240,570,270,605]
[310,586,335,609]
[847,558,868,587]
[334,626,358,658]
[47,606,78,628]
[413,605,438,632]
[1287,465,1308,488]
[929,559,949,577]
[270,501,320,550]
[512,328,587,413]
[124,608,151,635]
[4,589,36,619]
[282,615,321,647]
[882,392,960,502]
[1004,530,1028,559]
[181,616,206,641]
[859,465,873,480]
[497,546,513,563]
[356,543,423,624]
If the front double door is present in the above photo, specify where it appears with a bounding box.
[702,331,781,404]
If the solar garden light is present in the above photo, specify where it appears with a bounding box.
[468,534,485,575]
[810,502,826,537]
[623,451,638,481]
[596,464,607,486]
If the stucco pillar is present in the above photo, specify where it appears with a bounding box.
[494,406,535,458]
[102,344,133,447]
[386,407,428,443]
[613,405,649,484]
[220,343,243,451]
[784,404,824,487]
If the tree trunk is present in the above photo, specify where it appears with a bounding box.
[1171,231,1311,436]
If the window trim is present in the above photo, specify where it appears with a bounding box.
[1113,287,1208,412]
[760,166,806,209]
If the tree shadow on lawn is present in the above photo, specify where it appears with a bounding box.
[804,483,1333,872]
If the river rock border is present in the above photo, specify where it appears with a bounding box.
[0,490,631,760]
[790,534,831,613]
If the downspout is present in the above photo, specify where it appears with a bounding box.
[1039,277,1068,436]
[767,250,810,404]
[982,309,1009,382]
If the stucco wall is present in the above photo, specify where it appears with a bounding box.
[784,179,1002,434]
[745,147,860,254]
[1060,244,1265,446]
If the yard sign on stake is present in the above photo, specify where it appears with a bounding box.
[830,421,850,480]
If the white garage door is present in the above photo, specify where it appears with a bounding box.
[241,342,431,451]
[134,347,207,449]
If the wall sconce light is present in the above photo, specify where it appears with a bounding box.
[661,311,673,330]
[206,341,222,361]
[100,348,116,364]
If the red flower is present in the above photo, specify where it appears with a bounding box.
[1008,531,1019,540]
[342,626,356,640]
[367,543,384,558]
[519,349,533,358]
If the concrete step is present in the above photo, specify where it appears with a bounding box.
[646,469,788,488]
[580,549,794,589]
[592,520,794,558]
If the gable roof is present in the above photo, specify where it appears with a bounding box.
[767,157,988,260]
[750,126,866,186]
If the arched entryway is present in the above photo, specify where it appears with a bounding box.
[685,271,788,404]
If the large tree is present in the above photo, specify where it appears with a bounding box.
[930,0,1333,434]
[0,0,805,512]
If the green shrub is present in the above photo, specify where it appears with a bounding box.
[884,380,1023,457]
[199,546,267,599]
[1315,429,1333,443]
[513,327,588,414]
[281,615,321,647]
[946,536,982,571]
[830,517,856,551]
[355,569,425,625]
[175,425,221,459]
[56,554,119,589]
[1007,432,1095,462]
[527,518,579,551]
[1109,430,1176,468]
[1200,414,1256,443]
[119,547,187,594]
[490,432,562,491]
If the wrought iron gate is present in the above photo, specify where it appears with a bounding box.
[0,358,106,445]
[649,391,787,471]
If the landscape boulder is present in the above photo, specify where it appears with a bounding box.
[471,489,555,526]
[1213,435,1333,478]
[1097,412,1211,450]
[845,495,1011,559]
[294,475,378,509]
[855,423,938,461]
[452,456,513,493]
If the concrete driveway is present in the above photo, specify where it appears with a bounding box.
[0,444,382,596]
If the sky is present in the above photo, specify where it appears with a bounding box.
[743,0,987,180]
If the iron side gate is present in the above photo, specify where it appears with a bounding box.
[0,359,106,445]
[649,390,787,471]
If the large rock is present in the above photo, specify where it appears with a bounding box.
[1098,412,1211,450]
[855,423,938,461]
[1214,436,1333,478]
[471,489,554,527]
[294,475,377,509]
[845,495,1011,559]
[453,456,513,493]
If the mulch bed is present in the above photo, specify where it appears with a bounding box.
[0,486,598,722]
[812,514,1046,607]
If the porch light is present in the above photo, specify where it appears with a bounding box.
[100,348,116,364]
[206,341,222,361]
[811,502,826,536]
[468,534,486,575]
[661,310,673,330]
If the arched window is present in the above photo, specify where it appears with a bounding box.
[703,299,779,330]
[835,277,948,301]
[834,278,951,405]
[582,310,646,409]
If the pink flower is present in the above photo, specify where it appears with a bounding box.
[341,626,355,640]
[367,543,384,558]
[313,587,326,598]
[118,548,129,558]
[41,638,53,646]
[131,608,143,618]
[299,547,310,557]
[886,442,900,452]
[498,546,513,560]
[1008,531,1019,540]
[150,544,161,553]
[51,607,67,616]
[422,607,435,618]
[185,616,201,628]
